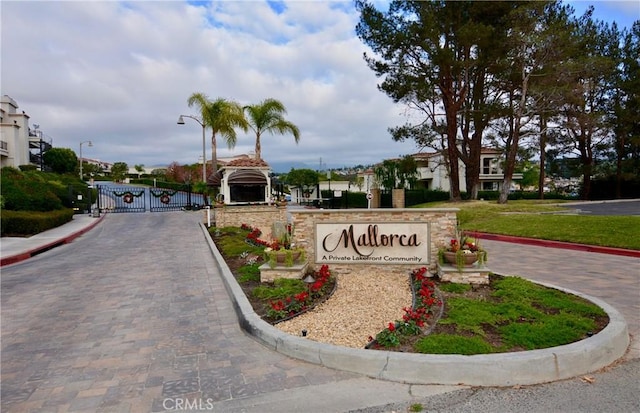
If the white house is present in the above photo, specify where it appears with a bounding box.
[380,149,522,192]
[1,95,54,171]
[289,180,354,205]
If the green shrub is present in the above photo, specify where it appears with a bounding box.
[1,209,74,236]
[415,334,495,355]
[438,283,472,294]
[238,264,261,283]
[252,278,306,300]
[500,314,597,350]
[1,177,63,211]
[0,167,94,212]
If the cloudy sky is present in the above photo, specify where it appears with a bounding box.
[2,1,638,172]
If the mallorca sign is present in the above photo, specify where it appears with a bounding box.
[315,222,430,265]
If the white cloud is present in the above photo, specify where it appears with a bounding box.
[2,1,632,171]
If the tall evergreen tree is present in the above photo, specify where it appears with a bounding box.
[557,10,621,199]
[356,0,472,201]
[612,22,640,197]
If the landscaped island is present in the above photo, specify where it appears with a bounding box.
[210,225,608,354]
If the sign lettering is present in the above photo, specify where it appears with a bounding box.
[315,222,429,265]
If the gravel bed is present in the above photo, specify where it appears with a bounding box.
[275,270,412,348]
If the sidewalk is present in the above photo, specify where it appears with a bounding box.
[0,213,104,266]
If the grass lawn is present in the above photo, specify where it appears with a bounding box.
[412,276,608,355]
[417,200,640,250]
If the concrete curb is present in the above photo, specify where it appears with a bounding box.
[465,231,640,258]
[200,223,629,386]
[1,214,105,266]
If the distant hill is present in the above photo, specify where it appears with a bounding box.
[269,161,312,173]
[269,161,369,173]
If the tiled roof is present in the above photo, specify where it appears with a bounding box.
[225,158,270,168]
[410,152,439,159]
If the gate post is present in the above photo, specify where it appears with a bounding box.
[96,185,102,213]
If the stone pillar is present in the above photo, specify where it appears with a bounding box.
[392,188,405,209]
[370,188,381,208]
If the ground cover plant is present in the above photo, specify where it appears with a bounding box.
[210,225,335,323]
[413,275,608,354]
[419,200,640,250]
[210,225,609,354]
[366,268,608,354]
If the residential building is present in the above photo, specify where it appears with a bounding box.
[0,95,52,170]
[377,149,523,193]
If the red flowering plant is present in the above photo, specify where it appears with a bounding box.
[368,267,442,349]
[308,264,332,298]
[265,265,334,322]
[243,224,270,247]
[266,291,310,320]
[438,229,487,270]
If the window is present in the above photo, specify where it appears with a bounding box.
[482,182,497,191]
[483,158,491,174]
[230,185,266,203]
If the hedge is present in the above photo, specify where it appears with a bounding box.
[1,209,75,237]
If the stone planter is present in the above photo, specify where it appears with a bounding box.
[443,251,478,267]
[266,249,305,268]
[274,250,301,264]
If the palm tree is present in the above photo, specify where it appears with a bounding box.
[244,98,300,160]
[187,93,248,173]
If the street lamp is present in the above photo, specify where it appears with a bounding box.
[177,115,206,183]
[79,140,92,180]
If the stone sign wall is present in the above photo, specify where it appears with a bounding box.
[291,208,459,276]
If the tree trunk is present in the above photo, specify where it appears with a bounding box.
[577,130,593,200]
[211,132,217,173]
[465,143,481,200]
[442,84,464,202]
[499,143,518,204]
[255,132,262,159]
[537,115,547,199]
[499,82,528,204]
[446,129,462,202]
[615,135,624,199]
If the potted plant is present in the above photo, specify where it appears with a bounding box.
[275,195,288,207]
[263,222,306,268]
[438,232,487,271]
[264,241,306,268]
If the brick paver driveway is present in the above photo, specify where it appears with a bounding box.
[1,212,356,412]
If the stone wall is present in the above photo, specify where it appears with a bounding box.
[290,208,458,277]
[214,205,287,239]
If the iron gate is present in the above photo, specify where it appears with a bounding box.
[96,184,204,213]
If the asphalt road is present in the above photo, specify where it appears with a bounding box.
[562,199,640,215]
[352,359,640,413]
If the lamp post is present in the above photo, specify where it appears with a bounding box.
[79,140,92,180]
[177,115,206,183]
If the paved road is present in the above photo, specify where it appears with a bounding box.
[561,199,640,215]
[0,213,456,413]
[1,212,638,412]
